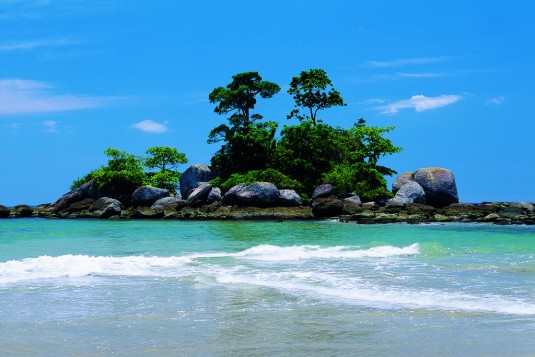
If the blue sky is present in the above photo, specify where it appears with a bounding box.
[1,0,534,206]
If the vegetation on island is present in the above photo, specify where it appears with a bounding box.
[72,69,401,202]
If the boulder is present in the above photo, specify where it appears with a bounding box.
[510,202,534,212]
[312,197,345,217]
[387,181,426,207]
[392,172,414,194]
[413,168,459,207]
[131,186,169,207]
[311,184,334,200]
[0,205,9,218]
[343,195,362,214]
[235,182,280,207]
[206,187,222,204]
[278,189,302,207]
[186,183,212,207]
[10,205,33,217]
[151,197,184,211]
[221,183,246,205]
[179,164,214,199]
[53,181,100,211]
[498,207,525,219]
[89,197,122,218]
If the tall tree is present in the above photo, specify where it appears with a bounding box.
[207,72,280,179]
[287,69,346,125]
[144,146,188,194]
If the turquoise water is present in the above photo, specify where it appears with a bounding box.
[1,219,534,356]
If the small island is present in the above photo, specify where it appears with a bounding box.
[2,70,533,224]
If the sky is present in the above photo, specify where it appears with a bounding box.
[1,0,534,206]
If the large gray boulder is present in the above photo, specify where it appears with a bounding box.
[221,183,246,205]
[235,182,280,207]
[311,184,334,200]
[278,189,302,207]
[151,197,184,211]
[413,168,459,207]
[90,197,122,218]
[53,180,100,211]
[392,172,414,194]
[387,181,426,207]
[186,183,212,207]
[343,195,362,213]
[131,186,170,207]
[180,164,214,199]
[312,197,345,217]
[206,187,222,204]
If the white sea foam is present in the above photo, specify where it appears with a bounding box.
[214,271,535,316]
[196,243,420,262]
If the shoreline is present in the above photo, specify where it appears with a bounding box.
[1,201,534,225]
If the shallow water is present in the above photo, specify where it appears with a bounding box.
[1,219,534,356]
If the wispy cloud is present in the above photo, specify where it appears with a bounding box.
[486,96,505,105]
[365,57,448,68]
[396,72,445,78]
[378,94,462,115]
[42,120,59,133]
[0,37,76,51]
[130,120,169,134]
[0,79,117,116]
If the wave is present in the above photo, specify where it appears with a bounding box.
[214,271,535,316]
[2,243,534,315]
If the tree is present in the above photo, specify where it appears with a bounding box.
[209,71,281,128]
[91,148,146,203]
[144,146,188,194]
[273,121,344,193]
[287,69,346,125]
[207,72,281,179]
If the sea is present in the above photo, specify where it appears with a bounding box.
[0,219,534,356]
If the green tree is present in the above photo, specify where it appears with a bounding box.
[208,72,281,179]
[273,121,344,193]
[144,146,188,194]
[287,69,346,125]
[91,148,146,203]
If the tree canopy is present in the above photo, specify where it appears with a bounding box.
[208,72,280,180]
[144,146,188,194]
[287,68,346,125]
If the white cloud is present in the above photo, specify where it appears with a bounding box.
[0,79,116,116]
[43,120,59,133]
[396,72,444,78]
[130,120,169,134]
[365,57,448,68]
[0,38,76,51]
[378,94,462,114]
[487,96,505,105]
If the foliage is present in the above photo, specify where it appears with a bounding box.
[144,146,188,194]
[208,72,280,180]
[273,121,344,194]
[90,148,146,202]
[322,162,394,202]
[287,69,346,125]
[213,168,303,192]
[208,71,280,128]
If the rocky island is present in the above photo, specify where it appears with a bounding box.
[1,165,533,225]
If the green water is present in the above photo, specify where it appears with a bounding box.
[0,219,534,356]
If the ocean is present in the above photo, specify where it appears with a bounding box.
[1,219,534,356]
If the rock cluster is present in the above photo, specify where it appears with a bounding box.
[2,165,533,225]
